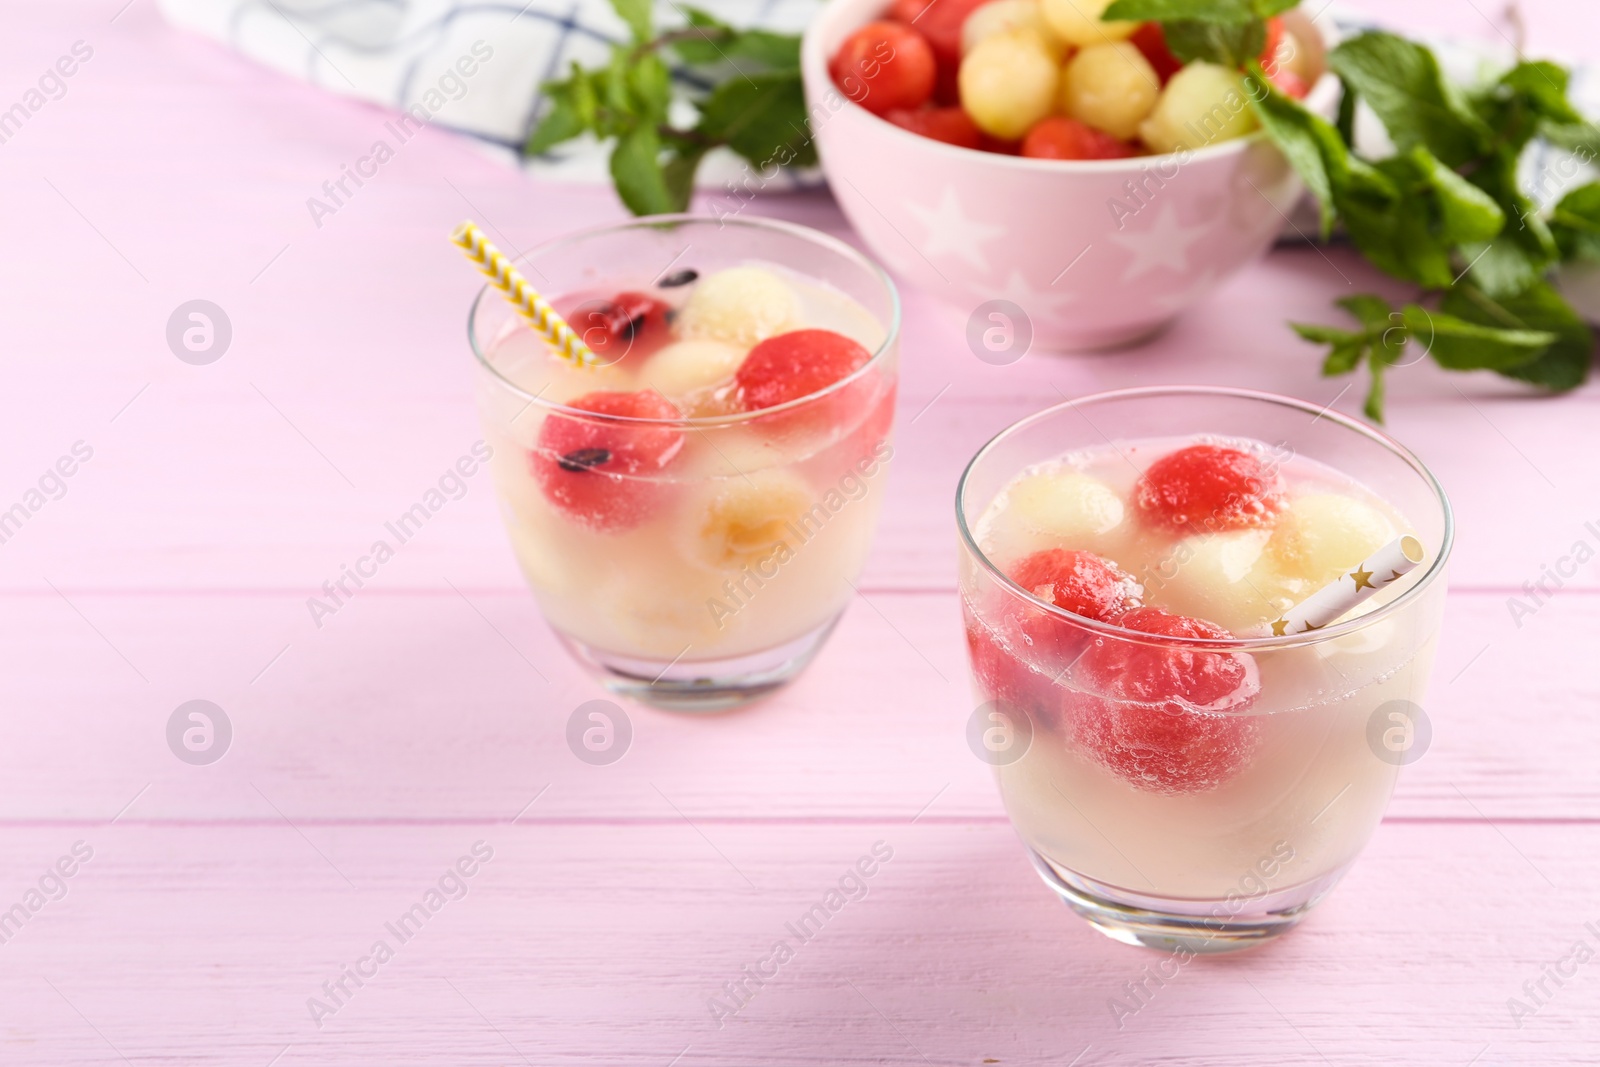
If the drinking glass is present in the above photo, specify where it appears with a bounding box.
[471,215,900,710]
[956,387,1452,951]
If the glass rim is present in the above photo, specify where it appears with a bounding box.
[954,386,1456,652]
[466,213,901,428]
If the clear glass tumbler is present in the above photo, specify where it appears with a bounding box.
[956,387,1452,951]
[470,215,900,710]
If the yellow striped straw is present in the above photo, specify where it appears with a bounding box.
[451,220,599,367]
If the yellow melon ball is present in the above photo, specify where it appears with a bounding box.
[1039,0,1137,46]
[683,469,813,571]
[1268,493,1397,588]
[981,468,1125,565]
[677,267,799,348]
[1137,61,1258,153]
[1007,468,1124,540]
[1153,529,1287,633]
[1060,41,1160,141]
[962,0,1064,58]
[642,339,745,399]
[959,30,1060,140]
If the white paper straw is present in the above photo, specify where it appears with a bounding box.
[1264,534,1426,637]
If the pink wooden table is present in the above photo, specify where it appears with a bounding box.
[3,1,1598,1063]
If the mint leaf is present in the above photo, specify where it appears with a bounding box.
[663,143,710,209]
[1324,339,1366,375]
[1328,32,1491,167]
[1405,146,1504,244]
[675,9,799,70]
[610,0,653,43]
[1289,321,1372,379]
[1335,77,1357,147]
[609,125,680,215]
[1350,156,1456,287]
[1103,0,1293,19]
[1335,294,1396,333]
[1401,305,1555,371]
[1337,293,1410,362]
[1291,322,1363,345]
[1498,60,1582,126]
[1247,69,1347,234]
[726,29,802,69]
[1363,348,1387,422]
[627,52,673,122]
[526,86,587,155]
[1102,0,1255,22]
[1291,296,1410,419]
[696,71,816,169]
[673,9,739,66]
[1545,121,1600,155]
[1461,154,1558,298]
[1469,60,1584,159]
[1443,281,1594,390]
[1550,182,1600,263]
[1163,20,1265,66]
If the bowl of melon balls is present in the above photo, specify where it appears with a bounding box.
[800,0,1334,351]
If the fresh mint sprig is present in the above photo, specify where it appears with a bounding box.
[1112,3,1598,419]
[1249,32,1598,417]
[525,0,811,216]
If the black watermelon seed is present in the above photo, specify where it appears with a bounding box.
[658,268,699,288]
[558,447,612,472]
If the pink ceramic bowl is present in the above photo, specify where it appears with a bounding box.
[800,2,1338,351]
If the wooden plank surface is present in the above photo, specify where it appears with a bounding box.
[2,0,1597,1063]
[0,823,1593,1066]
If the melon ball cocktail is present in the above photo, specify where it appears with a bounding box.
[467,216,900,710]
[957,388,1452,951]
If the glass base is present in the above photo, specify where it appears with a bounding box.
[558,613,842,712]
[1028,848,1349,954]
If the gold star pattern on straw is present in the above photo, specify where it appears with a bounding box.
[1255,535,1425,640]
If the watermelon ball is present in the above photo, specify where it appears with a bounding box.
[896,0,990,67]
[561,291,672,364]
[1007,548,1141,666]
[887,0,934,21]
[1010,548,1139,622]
[894,0,989,103]
[1267,68,1310,99]
[1021,116,1137,160]
[1258,15,1285,68]
[531,389,685,532]
[735,329,872,411]
[1129,21,1182,84]
[963,605,1062,731]
[829,21,937,115]
[886,106,983,149]
[1067,607,1261,794]
[1133,443,1286,536]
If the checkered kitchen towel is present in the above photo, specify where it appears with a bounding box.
[156,0,822,184]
